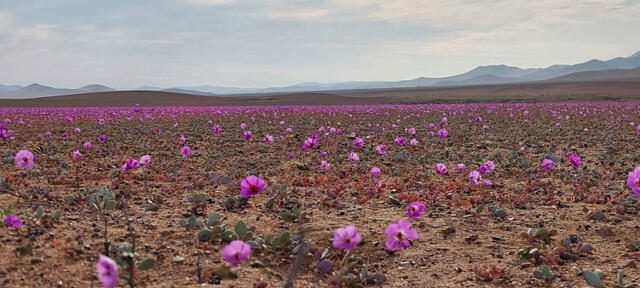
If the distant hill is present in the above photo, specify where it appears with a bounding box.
[2,50,640,98]
[0,83,115,99]
[544,67,640,83]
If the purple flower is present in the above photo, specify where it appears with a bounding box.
[483,179,493,186]
[567,152,581,168]
[139,155,152,166]
[240,123,247,130]
[4,215,22,228]
[180,145,191,157]
[407,202,426,220]
[626,167,640,197]
[84,141,93,149]
[320,160,331,171]
[479,160,495,174]
[468,170,481,185]
[96,254,119,288]
[348,152,359,163]
[409,138,419,146]
[179,134,187,142]
[121,159,140,173]
[376,144,387,155]
[74,128,81,134]
[211,125,223,134]
[301,134,319,151]
[222,240,252,267]
[263,135,274,143]
[437,128,448,139]
[0,125,11,140]
[541,159,554,171]
[406,127,416,135]
[384,220,418,251]
[435,163,448,175]
[242,130,252,141]
[352,137,365,148]
[456,163,467,172]
[71,150,83,160]
[240,175,266,198]
[370,167,381,178]
[15,150,34,169]
[98,135,107,142]
[333,225,362,251]
[394,137,407,146]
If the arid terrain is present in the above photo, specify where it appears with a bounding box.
[1,102,640,287]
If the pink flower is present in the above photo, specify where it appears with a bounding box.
[4,215,22,228]
[409,138,419,146]
[352,137,365,148]
[96,254,119,288]
[456,163,467,172]
[370,167,381,178]
[394,137,406,146]
[468,170,481,185]
[435,163,448,175]
[541,159,554,171]
[320,160,331,171]
[279,120,285,126]
[74,128,81,134]
[181,145,191,157]
[626,167,640,197]
[407,202,426,220]
[301,134,319,151]
[179,134,187,142]
[121,159,140,173]
[222,240,252,267]
[211,125,223,134]
[479,160,495,174]
[240,123,247,129]
[384,220,418,251]
[239,175,265,198]
[140,155,152,166]
[242,130,252,141]
[333,225,362,251]
[406,127,416,135]
[263,135,274,143]
[71,150,83,160]
[15,150,34,169]
[348,152,359,163]
[376,144,387,155]
[84,141,92,149]
[437,128,448,139]
[483,179,493,186]
[567,152,581,168]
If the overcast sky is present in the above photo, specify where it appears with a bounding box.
[1,0,639,89]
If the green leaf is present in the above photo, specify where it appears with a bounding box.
[137,258,155,270]
[187,215,196,227]
[104,200,117,210]
[206,213,221,227]
[178,219,188,227]
[17,244,33,256]
[35,205,44,218]
[63,195,77,203]
[221,230,237,243]
[197,229,213,242]
[51,210,61,221]
[235,221,248,238]
[582,270,605,288]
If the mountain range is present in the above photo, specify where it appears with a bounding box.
[1,51,639,99]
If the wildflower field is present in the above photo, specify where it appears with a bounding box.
[2,102,640,287]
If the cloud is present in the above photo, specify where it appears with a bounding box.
[267,9,332,20]
[181,0,235,5]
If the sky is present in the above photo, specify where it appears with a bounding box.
[1,0,639,89]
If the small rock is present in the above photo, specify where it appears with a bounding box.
[172,255,185,263]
